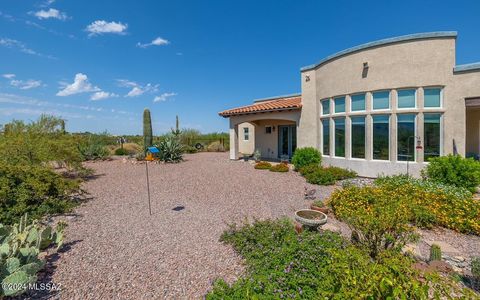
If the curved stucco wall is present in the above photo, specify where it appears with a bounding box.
[299,35,468,177]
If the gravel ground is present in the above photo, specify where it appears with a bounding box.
[44,152,334,299]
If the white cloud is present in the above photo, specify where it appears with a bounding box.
[85,20,127,36]
[90,91,118,101]
[32,8,68,20]
[0,37,55,59]
[153,92,177,102]
[2,74,15,79]
[10,79,43,90]
[137,36,170,48]
[117,79,159,97]
[56,73,100,96]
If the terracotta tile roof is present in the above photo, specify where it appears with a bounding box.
[219,95,302,117]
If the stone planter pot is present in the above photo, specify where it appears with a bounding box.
[310,204,329,214]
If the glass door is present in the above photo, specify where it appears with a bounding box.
[278,125,297,159]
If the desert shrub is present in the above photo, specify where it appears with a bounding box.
[0,162,80,224]
[158,136,183,163]
[422,154,480,192]
[114,148,128,155]
[269,163,289,172]
[206,141,225,152]
[182,145,198,154]
[298,163,320,176]
[253,149,261,161]
[77,135,110,161]
[305,168,336,185]
[0,215,66,297]
[329,186,418,258]
[472,257,480,289]
[291,147,321,170]
[324,166,357,180]
[121,143,142,155]
[254,161,271,170]
[207,219,473,299]
[374,175,480,234]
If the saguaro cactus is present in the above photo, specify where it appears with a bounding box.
[429,244,442,262]
[171,115,181,137]
[143,108,153,151]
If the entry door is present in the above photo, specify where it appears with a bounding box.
[278,125,297,159]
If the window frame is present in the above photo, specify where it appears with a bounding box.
[350,93,366,112]
[243,127,249,141]
[423,113,443,162]
[321,118,330,156]
[396,113,417,162]
[423,87,443,109]
[350,115,366,160]
[397,88,417,110]
[333,117,346,158]
[334,96,346,114]
[371,114,390,161]
[321,99,331,115]
[372,90,391,111]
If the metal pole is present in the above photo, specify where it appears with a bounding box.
[145,161,152,215]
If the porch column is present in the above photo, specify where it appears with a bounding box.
[229,119,239,160]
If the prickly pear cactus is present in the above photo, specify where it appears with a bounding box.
[429,244,442,262]
[0,214,67,297]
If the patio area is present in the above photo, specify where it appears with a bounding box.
[45,152,334,299]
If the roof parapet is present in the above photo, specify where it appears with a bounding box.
[254,93,301,103]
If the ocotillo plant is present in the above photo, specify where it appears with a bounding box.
[143,108,153,151]
[429,244,442,262]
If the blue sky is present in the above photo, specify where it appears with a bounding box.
[1,0,479,135]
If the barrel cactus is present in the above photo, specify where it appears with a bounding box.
[0,214,66,297]
[429,244,442,262]
[143,108,153,151]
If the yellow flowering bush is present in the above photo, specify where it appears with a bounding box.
[330,175,480,237]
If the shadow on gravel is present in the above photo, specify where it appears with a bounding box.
[13,240,83,300]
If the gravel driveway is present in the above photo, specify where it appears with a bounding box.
[48,152,333,299]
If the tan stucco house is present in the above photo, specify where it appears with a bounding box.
[219,32,480,177]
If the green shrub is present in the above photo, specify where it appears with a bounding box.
[329,186,418,258]
[206,141,225,152]
[269,163,289,172]
[291,147,321,170]
[472,257,480,289]
[77,135,110,161]
[207,219,473,299]
[0,162,80,225]
[324,166,357,180]
[182,145,198,154]
[305,168,336,185]
[430,244,442,262]
[254,161,271,170]
[422,154,480,192]
[298,163,320,176]
[0,215,66,297]
[374,175,480,234]
[114,148,128,155]
[158,136,183,163]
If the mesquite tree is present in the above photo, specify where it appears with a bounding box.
[143,108,153,151]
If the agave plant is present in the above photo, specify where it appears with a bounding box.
[158,136,183,163]
[0,214,66,297]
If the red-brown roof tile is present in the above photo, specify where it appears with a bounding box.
[219,95,302,117]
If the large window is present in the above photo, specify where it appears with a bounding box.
[351,116,366,159]
[334,96,345,113]
[397,114,416,161]
[424,88,442,108]
[372,115,389,160]
[321,99,330,115]
[351,94,366,111]
[397,89,416,109]
[322,119,330,155]
[334,118,345,157]
[243,127,249,141]
[424,113,441,161]
[372,91,390,110]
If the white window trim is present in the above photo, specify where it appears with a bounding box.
[350,93,367,113]
[372,90,391,111]
[423,113,443,163]
[397,88,417,110]
[396,113,417,163]
[350,115,367,160]
[321,118,331,157]
[371,114,390,161]
[423,87,443,109]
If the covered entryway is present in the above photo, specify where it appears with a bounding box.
[218,94,302,160]
[466,97,480,159]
